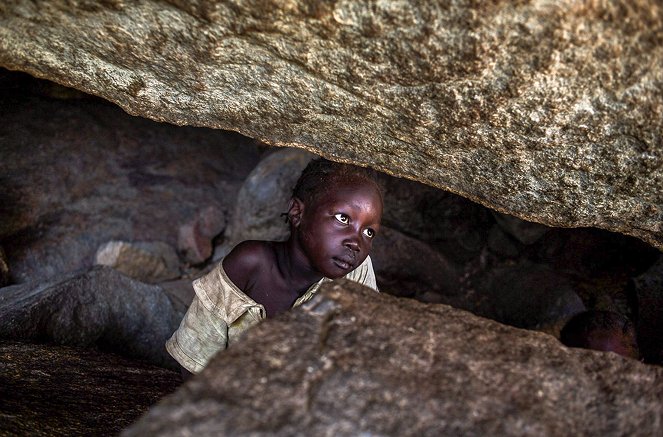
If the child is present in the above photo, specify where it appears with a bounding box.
[559,310,640,360]
[166,158,383,376]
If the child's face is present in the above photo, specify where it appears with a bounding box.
[296,178,382,279]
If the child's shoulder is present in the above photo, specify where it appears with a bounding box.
[222,240,275,290]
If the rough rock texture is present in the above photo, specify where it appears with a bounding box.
[0,266,183,368]
[492,211,551,245]
[95,240,181,283]
[177,205,225,264]
[125,279,663,436]
[0,341,181,436]
[1,1,661,249]
[217,147,315,259]
[371,226,459,300]
[0,84,260,284]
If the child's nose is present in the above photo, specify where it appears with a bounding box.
[343,235,360,252]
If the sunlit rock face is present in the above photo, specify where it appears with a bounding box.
[125,280,663,436]
[1,1,661,249]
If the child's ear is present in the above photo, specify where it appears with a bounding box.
[288,197,305,227]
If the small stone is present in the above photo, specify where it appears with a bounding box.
[95,240,180,283]
[177,206,226,265]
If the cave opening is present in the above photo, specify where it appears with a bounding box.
[1,68,662,434]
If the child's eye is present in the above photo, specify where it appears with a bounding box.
[363,228,375,238]
[334,213,349,224]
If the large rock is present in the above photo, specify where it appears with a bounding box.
[0,266,183,368]
[1,1,661,249]
[217,147,315,259]
[0,88,260,284]
[0,341,180,436]
[125,280,663,436]
[469,263,586,334]
[371,226,459,300]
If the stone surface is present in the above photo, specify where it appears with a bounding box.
[469,263,586,334]
[378,173,495,264]
[371,226,459,299]
[0,341,181,436]
[178,205,225,265]
[125,279,663,436]
[0,266,183,368]
[216,147,315,259]
[492,211,551,245]
[633,254,663,364]
[1,1,661,249]
[159,278,196,316]
[95,240,181,283]
[0,85,260,284]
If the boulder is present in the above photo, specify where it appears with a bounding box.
[178,205,226,265]
[0,1,661,249]
[125,279,663,436]
[0,341,180,436]
[0,90,260,284]
[371,226,459,300]
[492,211,551,245]
[469,264,586,334]
[95,240,180,283]
[217,147,315,259]
[0,266,183,368]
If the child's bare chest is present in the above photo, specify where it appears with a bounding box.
[245,270,305,318]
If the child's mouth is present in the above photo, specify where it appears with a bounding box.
[333,258,353,271]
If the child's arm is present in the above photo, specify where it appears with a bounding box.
[165,292,230,374]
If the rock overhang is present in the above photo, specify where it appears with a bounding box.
[1,0,661,249]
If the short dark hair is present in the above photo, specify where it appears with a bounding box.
[292,158,382,206]
[560,310,637,349]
